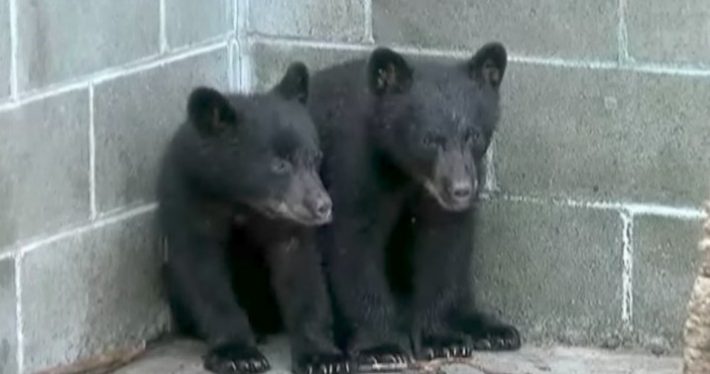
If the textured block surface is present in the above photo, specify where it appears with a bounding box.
[626,0,710,65]
[0,258,17,374]
[614,72,710,205]
[250,0,367,42]
[496,63,710,205]
[473,199,623,346]
[0,0,10,99]
[165,0,232,48]
[0,90,90,250]
[373,0,618,59]
[21,213,169,373]
[633,215,702,353]
[16,0,160,90]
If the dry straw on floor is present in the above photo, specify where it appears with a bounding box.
[683,200,710,373]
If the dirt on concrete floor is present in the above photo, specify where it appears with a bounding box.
[112,338,681,374]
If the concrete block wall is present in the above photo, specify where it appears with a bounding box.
[0,1,707,373]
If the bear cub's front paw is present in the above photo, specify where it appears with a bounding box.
[203,342,270,374]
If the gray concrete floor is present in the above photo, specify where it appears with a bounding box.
[113,338,682,374]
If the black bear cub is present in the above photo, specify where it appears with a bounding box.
[157,63,349,374]
[309,43,520,370]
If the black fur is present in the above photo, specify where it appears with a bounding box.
[308,43,520,369]
[157,63,349,374]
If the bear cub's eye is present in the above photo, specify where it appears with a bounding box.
[465,129,482,143]
[313,152,323,165]
[422,134,442,148]
[271,158,292,174]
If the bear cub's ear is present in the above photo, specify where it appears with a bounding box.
[187,86,238,135]
[367,47,413,95]
[468,42,507,88]
[274,62,309,104]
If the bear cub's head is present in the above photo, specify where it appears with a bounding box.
[186,63,331,226]
[366,43,507,211]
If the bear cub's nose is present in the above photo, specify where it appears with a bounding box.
[312,196,332,220]
[450,181,472,200]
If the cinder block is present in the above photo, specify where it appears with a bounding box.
[0,90,90,251]
[165,0,232,49]
[626,0,710,65]
[21,213,170,373]
[495,64,620,201]
[373,0,618,60]
[249,0,367,42]
[93,49,229,213]
[614,72,710,205]
[496,63,710,205]
[249,42,366,90]
[0,0,10,99]
[632,215,702,352]
[0,258,17,374]
[16,0,160,91]
[473,199,623,345]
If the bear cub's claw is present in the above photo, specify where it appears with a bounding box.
[470,323,521,351]
[295,353,352,374]
[418,335,472,361]
[203,342,271,374]
[356,344,412,372]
